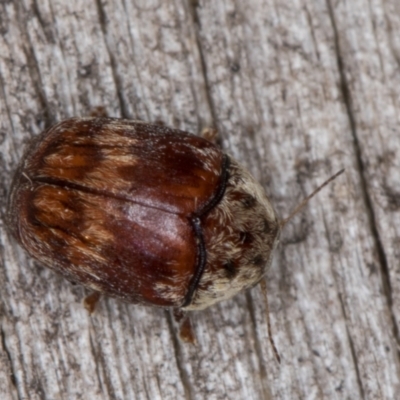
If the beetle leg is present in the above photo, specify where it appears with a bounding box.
[89,106,108,118]
[83,291,102,314]
[200,127,218,143]
[173,309,197,344]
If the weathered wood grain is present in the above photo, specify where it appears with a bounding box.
[1,0,399,399]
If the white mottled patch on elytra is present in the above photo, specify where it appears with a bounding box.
[154,270,192,306]
[44,153,80,166]
[43,228,106,272]
[33,191,73,221]
[76,124,139,147]
[81,221,114,244]
[100,148,139,164]
[86,168,123,185]
[61,233,106,264]
[73,148,139,189]
[192,146,221,175]
[184,158,281,311]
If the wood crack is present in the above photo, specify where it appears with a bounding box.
[0,326,19,398]
[245,292,272,400]
[337,291,365,399]
[89,328,116,399]
[95,0,130,119]
[186,0,218,128]
[14,2,55,129]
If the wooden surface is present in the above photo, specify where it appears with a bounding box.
[1,0,400,399]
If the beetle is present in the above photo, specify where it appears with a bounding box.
[7,117,343,355]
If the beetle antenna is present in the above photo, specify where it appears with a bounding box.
[280,169,345,230]
[261,169,344,362]
[261,279,281,363]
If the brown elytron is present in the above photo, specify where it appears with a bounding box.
[7,118,227,307]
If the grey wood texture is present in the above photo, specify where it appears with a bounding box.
[1,0,400,399]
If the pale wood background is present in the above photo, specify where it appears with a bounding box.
[1,0,400,399]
